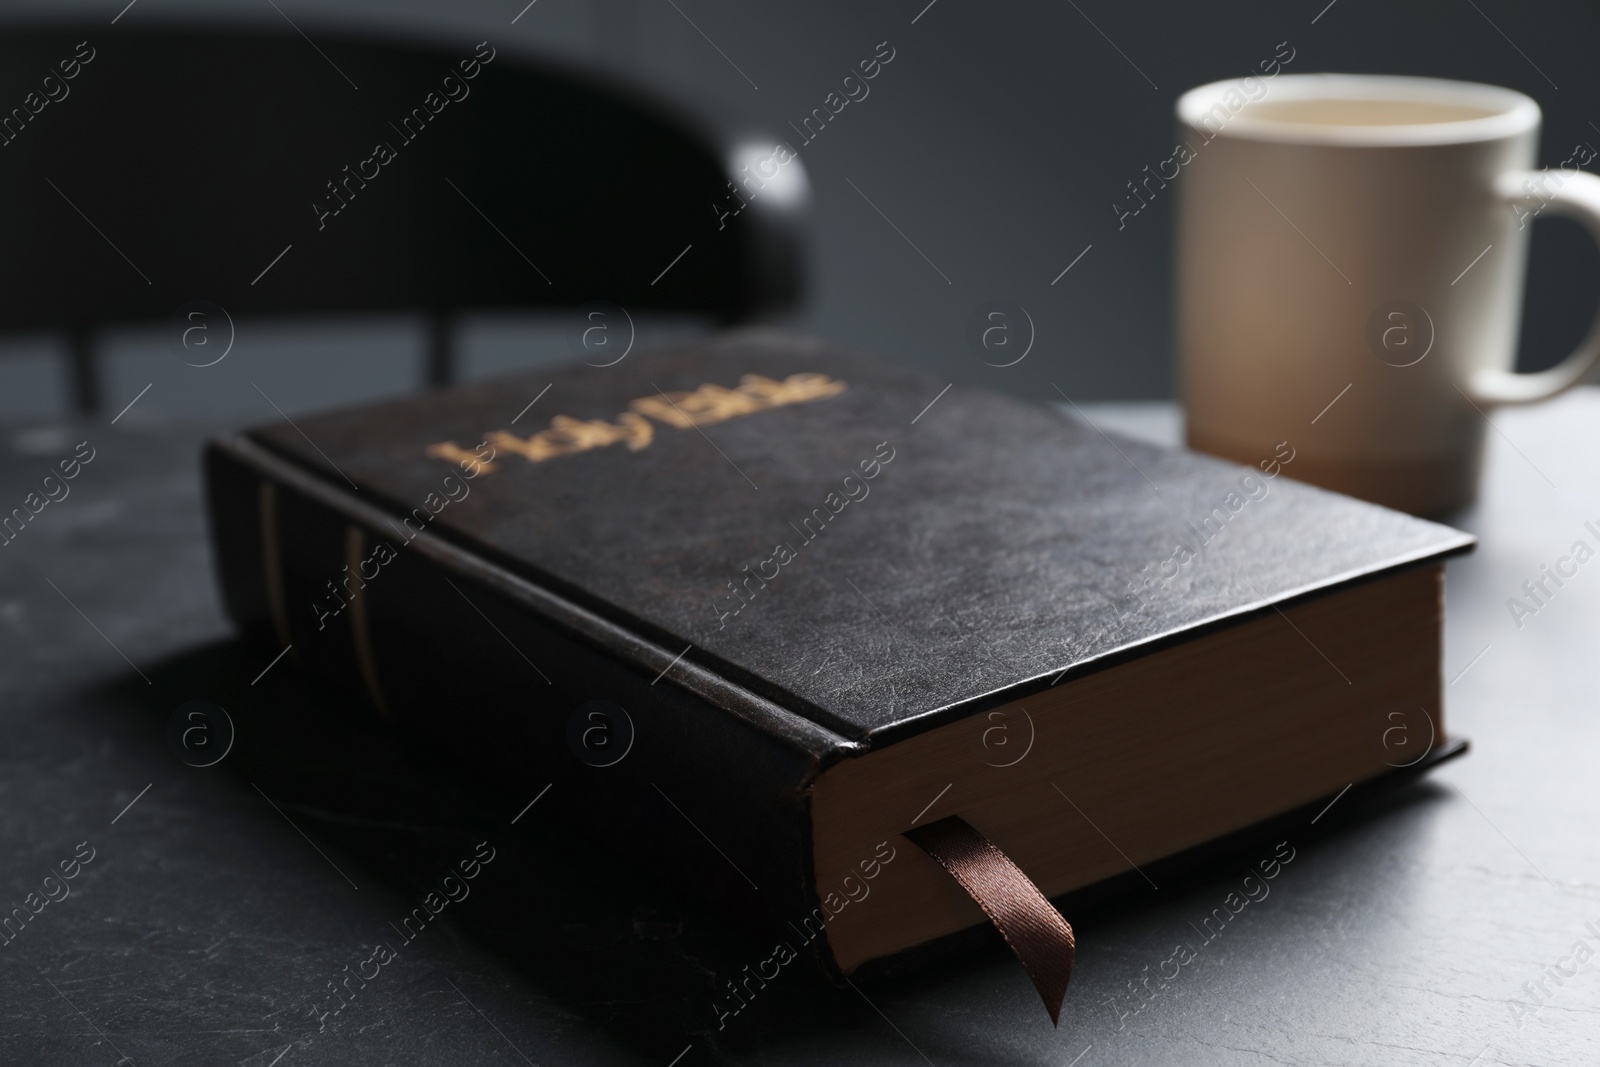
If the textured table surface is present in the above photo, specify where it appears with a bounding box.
[1,393,1597,1066]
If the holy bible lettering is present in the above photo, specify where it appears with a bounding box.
[425,372,847,472]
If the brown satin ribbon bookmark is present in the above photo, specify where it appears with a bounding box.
[906,816,1075,1026]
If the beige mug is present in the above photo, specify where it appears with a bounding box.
[1175,73,1600,515]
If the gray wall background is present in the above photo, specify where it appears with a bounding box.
[2,0,1598,420]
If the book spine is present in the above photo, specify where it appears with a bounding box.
[203,435,852,962]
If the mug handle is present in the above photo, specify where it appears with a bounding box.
[1466,169,1600,405]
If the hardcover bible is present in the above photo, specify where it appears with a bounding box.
[204,331,1473,1021]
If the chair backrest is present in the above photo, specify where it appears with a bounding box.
[0,21,806,409]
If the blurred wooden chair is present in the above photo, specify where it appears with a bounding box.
[0,21,806,411]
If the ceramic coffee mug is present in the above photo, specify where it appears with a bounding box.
[1175,74,1600,515]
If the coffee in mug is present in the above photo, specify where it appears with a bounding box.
[1175,74,1600,515]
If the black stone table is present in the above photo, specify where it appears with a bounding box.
[2,393,1597,1066]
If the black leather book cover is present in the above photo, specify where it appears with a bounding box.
[226,329,1473,744]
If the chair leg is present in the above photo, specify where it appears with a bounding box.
[427,314,453,388]
[67,329,98,414]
